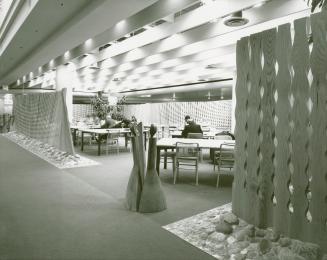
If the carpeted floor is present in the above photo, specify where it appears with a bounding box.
[0,136,233,260]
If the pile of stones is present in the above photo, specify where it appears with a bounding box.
[164,204,326,260]
[210,212,323,259]
[4,131,98,169]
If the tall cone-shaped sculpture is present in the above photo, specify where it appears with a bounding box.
[126,122,145,211]
[139,124,167,213]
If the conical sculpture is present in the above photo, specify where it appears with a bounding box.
[139,124,167,213]
[126,122,145,211]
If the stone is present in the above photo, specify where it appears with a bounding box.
[222,212,239,225]
[227,236,237,244]
[234,229,249,241]
[278,247,306,260]
[279,237,292,247]
[258,238,272,254]
[231,254,246,260]
[322,254,327,260]
[245,224,255,237]
[255,228,266,237]
[266,231,280,242]
[290,239,321,260]
[207,232,227,243]
[215,221,233,234]
[228,241,250,254]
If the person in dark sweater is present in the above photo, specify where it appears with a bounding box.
[181,119,203,138]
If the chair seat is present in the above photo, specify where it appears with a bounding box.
[177,156,199,161]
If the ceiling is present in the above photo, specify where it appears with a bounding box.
[0,0,311,103]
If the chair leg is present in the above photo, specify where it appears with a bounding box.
[175,161,179,184]
[195,162,199,186]
[216,164,221,188]
[173,157,177,184]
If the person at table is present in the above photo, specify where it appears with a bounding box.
[101,114,118,129]
[181,118,203,138]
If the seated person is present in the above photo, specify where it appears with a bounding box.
[101,114,118,129]
[181,118,203,138]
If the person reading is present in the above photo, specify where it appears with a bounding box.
[181,117,203,138]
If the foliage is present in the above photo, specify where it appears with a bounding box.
[90,95,109,120]
[90,93,126,121]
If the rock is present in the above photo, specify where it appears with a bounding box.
[231,254,246,260]
[258,238,272,254]
[246,248,259,259]
[266,231,280,242]
[278,247,306,260]
[227,236,237,244]
[206,226,216,235]
[207,232,227,243]
[222,212,239,225]
[290,240,321,260]
[322,254,327,260]
[255,228,266,237]
[234,229,249,241]
[279,237,292,247]
[215,221,233,234]
[228,241,250,254]
[246,224,255,237]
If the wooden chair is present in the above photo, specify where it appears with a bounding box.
[175,142,200,185]
[187,133,203,160]
[214,142,235,188]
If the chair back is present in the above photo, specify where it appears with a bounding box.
[176,142,199,158]
[187,133,203,139]
[218,143,235,166]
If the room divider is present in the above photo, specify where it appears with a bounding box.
[232,10,327,250]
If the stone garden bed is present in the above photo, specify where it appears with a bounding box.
[164,203,325,260]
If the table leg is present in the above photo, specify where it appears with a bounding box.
[164,148,167,169]
[81,132,84,151]
[144,132,147,151]
[97,134,101,156]
[156,147,161,175]
[125,133,128,148]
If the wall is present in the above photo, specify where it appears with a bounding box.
[232,11,327,250]
[123,100,232,130]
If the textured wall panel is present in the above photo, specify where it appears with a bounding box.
[289,17,310,239]
[309,11,327,247]
[123,101,232,130]
[233,11,327,251]
[274,23,292,235]
[244,33,262,225]
[258,28,276,228]
[232,37,250,218]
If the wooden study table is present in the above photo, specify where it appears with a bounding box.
[156,138,235,174]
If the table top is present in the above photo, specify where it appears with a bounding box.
[170,131,216,138]
[157,138,235,149]
[78,128,149,134]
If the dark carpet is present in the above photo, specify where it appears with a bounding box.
[0,136,233,260]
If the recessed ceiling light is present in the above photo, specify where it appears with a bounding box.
[223,11,249,27]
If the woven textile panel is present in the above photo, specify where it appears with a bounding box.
[72,104,94,123]
[232,11,327,250]
[123,101,232,130]
[12,90,75,155]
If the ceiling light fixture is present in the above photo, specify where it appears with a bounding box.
[223,11,249,27]
[253,0,268,8]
